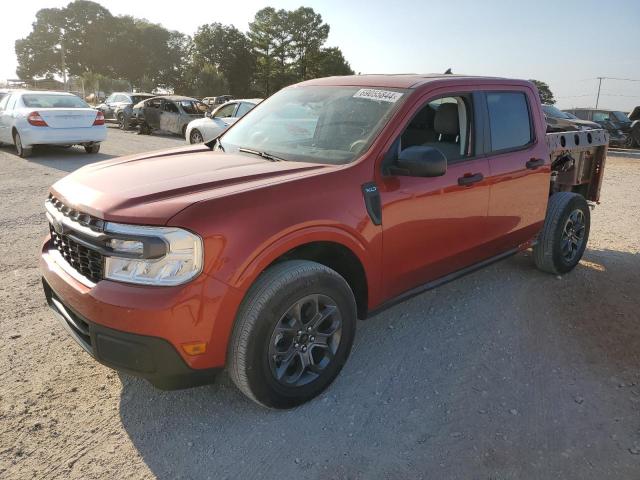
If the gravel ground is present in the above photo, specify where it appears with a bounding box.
[1,128,639,479]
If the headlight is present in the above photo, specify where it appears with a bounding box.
[103,222,203,286]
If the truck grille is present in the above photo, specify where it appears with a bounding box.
[47,195,104,284]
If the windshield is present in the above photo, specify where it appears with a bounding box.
[181,100,208,114]
[543,105,573,119]
[611,111,631,123]
[219,85,408,165]
[22,94,89,108]
[131,95,153,104]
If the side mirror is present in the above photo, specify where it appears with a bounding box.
[392,146,447,177]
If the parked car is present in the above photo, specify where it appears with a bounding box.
[628,106,640,147]
[564,108,632,147]
[0,90,106,157]
[185,98,262,144]
[97,92,154,130]
[202,95,233,108]
[542,104,599,132]
[131,96,208,138]
[41,75,609,408]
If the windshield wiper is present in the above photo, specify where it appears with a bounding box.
[238,147,286,162]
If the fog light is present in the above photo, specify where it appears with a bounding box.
[182,342,207,356]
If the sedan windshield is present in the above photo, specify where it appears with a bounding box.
[22,94,88,108]
[181,100,208,114]
[611,111,631,123]
[219,86,409,165]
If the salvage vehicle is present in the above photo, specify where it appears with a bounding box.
[132,96,208,138]
[626,106,640,147]
[40,74,608,408]
[185,98,262,144]
[542,104,599,133]
[564,108,632,147]
[0,90,106,157]
[97,92,154,130]
[203,95,233,108]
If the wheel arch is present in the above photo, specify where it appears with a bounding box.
[230,229,375,320]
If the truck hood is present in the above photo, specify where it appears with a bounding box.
[51,144,329,224]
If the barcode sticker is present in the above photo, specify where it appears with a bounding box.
[353,89,403,103]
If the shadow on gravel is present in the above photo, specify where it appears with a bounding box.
[118,247,640,479]
[0,144,114,173]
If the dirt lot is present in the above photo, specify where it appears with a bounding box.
[1,128,639,479]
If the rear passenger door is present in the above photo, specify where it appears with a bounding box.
[481,89,550,253]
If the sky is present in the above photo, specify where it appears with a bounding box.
[1,0,639,111]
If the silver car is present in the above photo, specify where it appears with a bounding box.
[132,96,209,138]
[185,99,262,144]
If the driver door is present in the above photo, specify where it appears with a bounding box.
[160,100,180,133]
[379,92,493,299]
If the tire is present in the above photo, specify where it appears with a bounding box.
[84,143,100,154]
[189,129,204,144]
[117,112,128,130]
[533,192,590,275]
[228,260,357,409]
[13,131,32,158]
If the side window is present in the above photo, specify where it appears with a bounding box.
[236,102,254,117]
[399,95,473,163]
[486,92,532,151]
[148,99,162,109]
[7,95,18,111]
[592,111,610,122]
[106,94,116,103]
[163,101,179,113]
[214,103,237,118]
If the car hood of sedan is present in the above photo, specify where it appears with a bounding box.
[50,144,330,224]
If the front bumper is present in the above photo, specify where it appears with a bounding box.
[40,237,244,388]
[43,278,219,389]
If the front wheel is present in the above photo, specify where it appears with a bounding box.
[117,112,128,130]
[189,129,204,144]
[533,192,590,274]
[228,260,357,409]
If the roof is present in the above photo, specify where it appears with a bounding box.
[297,73,527,89]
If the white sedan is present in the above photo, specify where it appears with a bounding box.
[185,98,262,144]
[0,90,107,157]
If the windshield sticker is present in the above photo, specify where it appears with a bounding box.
[353,89,403,103]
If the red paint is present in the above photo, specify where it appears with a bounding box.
[42,75,552,371]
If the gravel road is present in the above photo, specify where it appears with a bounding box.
[1,128,639,479]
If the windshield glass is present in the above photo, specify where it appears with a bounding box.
[219,85,409,165]
[542,105,573,119]
[181,100,208,114]
[611,111,631,123]
[131,95,153,104]
[22,94,88,108]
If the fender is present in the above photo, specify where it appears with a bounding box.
[230,224,382,307]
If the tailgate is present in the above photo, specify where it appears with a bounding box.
[37,109,98,129]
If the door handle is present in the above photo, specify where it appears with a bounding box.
[457,173,484,186]
[526,158,545,169]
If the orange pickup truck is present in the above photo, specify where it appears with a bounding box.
[41,74,608,408]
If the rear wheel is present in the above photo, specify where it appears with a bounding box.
[228,260,357,409]
[13,131,32,158]
[533,192,590,274]
[84,143,100,154]
[189,129,204,144]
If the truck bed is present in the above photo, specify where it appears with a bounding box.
[546,129,609,203]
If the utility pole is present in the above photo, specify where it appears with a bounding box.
[595,77,603,108]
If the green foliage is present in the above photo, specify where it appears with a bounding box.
[15,2,354,97]
[529,79,556,105]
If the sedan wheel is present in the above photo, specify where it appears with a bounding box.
[13,131,32,158]
[190,129,204,144]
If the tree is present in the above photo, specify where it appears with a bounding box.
[288,7,329,80]
[308,47,354,78]
[193,23,255,96]
[529,79,556,105]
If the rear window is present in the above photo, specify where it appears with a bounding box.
[487,92,532,151]
[22,94,88,109]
